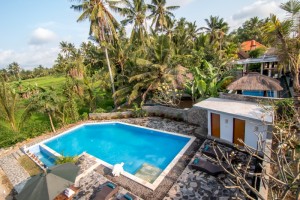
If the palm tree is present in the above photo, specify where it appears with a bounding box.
[280,0,300,32]
[201,15,229,46]
[111,0,148,45]
[7,62,21,80]
[27,88,62,132]
[235,17,268,43]
[71,0,120,106]
[115,35,176,105]
[264,14,300,111]
[0,79,18,132]
[147,0,179,32]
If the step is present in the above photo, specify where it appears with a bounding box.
[134,163,162,183]
[16,150,25,157]
[12,152,20,160]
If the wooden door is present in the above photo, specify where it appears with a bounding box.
[233,118,245,146]
[211,113,220,138]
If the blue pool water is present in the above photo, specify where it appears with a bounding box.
[35,150,56,167]
[243,90,274,97]
[43,123,190,174]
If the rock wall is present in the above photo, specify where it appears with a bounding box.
[89,106,208,137]
[142,106,185,121]
[142,105,208,130]
[89,111,133,120]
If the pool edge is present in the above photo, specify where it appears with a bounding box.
[25,121,196,191]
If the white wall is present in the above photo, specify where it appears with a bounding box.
[220,113,233,143]
[244,120,268,150]
[207,111,268,149]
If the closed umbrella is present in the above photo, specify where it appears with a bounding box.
[16,163,79,200]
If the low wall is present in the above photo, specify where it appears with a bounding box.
[89,106,208,137]
[219,92,283,103]
[142,105,208,129]
[89,111,133,120]
[142,106,185,121]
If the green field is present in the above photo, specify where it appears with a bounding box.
[1,75,114,148]
[17,75,66,90]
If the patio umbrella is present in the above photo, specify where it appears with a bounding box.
[16,163,79,200]
[227,72,283,91]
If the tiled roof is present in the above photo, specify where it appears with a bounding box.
[241,40,266,52]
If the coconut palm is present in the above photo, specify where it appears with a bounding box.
[7,62,21,80]
[26,88,62,132]
[236,17,267,43]
[115,35,176,105]
[147,0,179,32]
[0,79,18,132]
[264,14,300,110]
[280,0,300,31]
[71,0,120,106]
[201,15,229,47]
[111,0,148,45]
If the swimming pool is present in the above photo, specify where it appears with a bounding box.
[27,122,195,189]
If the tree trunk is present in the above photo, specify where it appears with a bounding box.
[292,67,300,116]
[141,83,153,105]
[104,47,117,107]
[98,21,117,107]
[48,112,56,133]
[290,56,300,116]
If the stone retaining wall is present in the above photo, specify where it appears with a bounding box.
[89,106,208,137]
[142,106,207,128]
[89,111,134,120]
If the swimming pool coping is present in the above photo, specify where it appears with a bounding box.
[26,121,196,190]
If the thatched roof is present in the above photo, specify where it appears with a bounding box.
[227,72,283,91]
[173,65,193,89]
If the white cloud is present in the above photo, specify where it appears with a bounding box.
[0,46,59,69]
[233,0,278,20]
[29,27,57,45]
[229,0,286,29]
[167,0,195,7]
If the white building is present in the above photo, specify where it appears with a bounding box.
[194,97,273,150]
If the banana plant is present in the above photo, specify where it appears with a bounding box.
[186,60,234,101]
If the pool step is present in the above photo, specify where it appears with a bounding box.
[12,150,25,160]
[134,163,162,183]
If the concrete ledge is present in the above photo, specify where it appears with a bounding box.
[219,92,284,103]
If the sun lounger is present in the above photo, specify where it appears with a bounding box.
[190,157,226,176]
[202,144,224,159]
[95,182,119,200]
[117,192,137,200]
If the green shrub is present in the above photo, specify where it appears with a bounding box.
[132,103,147,118]
[94,108,106,113]
[81,112,89,120]
[55,154,78,165]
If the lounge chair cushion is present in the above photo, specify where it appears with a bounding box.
[107,182,116,189]
[193,158,200,164]
[124,194,133,200]
[204,144,210,151]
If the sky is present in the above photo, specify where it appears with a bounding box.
[0,0,287,69]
